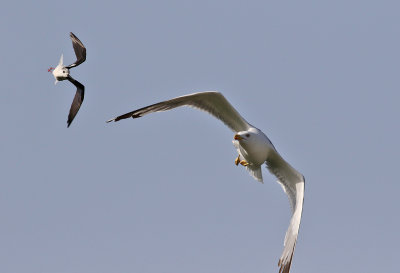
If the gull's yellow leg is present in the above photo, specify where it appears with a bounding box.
[240,160,249,166]
[234,155,241,166]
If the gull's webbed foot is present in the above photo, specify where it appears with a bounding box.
[240,160,249,166]
[235,155,241,166]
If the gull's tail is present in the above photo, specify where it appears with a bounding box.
[246,165,263,183]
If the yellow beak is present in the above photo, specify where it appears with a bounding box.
[234,134,243,140]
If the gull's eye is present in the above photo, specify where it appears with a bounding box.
[246,134,250,137]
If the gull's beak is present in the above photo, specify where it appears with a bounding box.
[234,134,243,140]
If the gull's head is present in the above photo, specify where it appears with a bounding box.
[234,129,260,143]
[234,128,271,147]
[234,132,248,141]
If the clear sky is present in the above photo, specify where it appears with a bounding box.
[1,1,399,272]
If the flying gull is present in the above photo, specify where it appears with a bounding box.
[107,91,305,273]
[49,32,86,127]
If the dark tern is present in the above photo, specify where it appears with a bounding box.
[49,32,86,127]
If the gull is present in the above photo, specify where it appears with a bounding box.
[49,32,86,127]
[107,91,305,273]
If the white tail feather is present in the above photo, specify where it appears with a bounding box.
[58,54,63,66]
[246,165,263,183]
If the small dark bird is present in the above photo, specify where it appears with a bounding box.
[49,32,86,127]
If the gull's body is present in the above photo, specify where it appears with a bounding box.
[51,32,86,127]
[107,91,305,273]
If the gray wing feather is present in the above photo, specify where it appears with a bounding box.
[266,151,305,273]
[66,32,86,69]
[107,91,252,132]
[66,76,85,127]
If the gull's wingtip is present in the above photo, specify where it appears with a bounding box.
[278,256,293,273]
[106,118,115,123]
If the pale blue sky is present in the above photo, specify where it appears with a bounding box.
[1,1,399,272]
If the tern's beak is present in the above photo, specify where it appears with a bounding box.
[234,134,243,140]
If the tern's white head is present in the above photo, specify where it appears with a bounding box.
[51,54,69,84]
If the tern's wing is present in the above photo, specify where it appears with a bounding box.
[66,76,85,127]
[107,91,252,132]
[66,32,86,69]
[265,151,305,273]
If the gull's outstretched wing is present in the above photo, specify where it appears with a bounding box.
[66,32,86,69]
[266,151,305,273]
[66,76,85,127]
[107,91,252,132]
